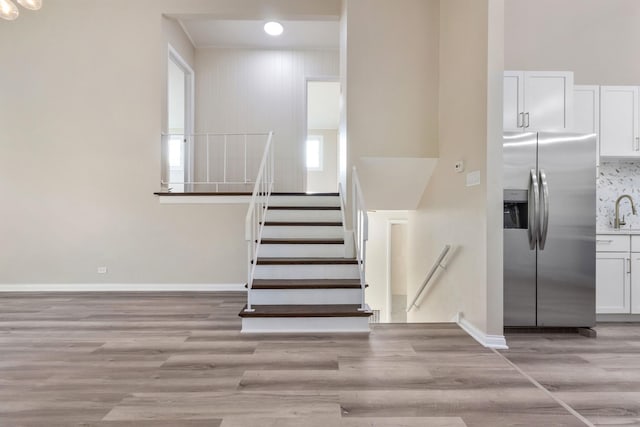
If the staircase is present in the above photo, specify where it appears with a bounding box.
[239,192,373,333]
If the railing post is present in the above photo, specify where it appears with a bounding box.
[244,132,274,313]
[223,135,228,184]
[206,134,210,185]
[244,134,248,183]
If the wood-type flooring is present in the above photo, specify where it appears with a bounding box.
[0,292,636,426]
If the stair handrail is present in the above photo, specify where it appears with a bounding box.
[352,166,369,312]
[407,245,451,312]
[244,131,275,312]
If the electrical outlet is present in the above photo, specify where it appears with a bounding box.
[454,161,465,173]
[97,266,108,274]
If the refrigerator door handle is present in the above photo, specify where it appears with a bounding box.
[539,169,550,250]
[528,169,539,250]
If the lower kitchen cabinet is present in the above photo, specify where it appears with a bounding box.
[596,251,631,314]
[631,255,640,313]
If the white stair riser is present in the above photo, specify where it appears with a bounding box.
[262,226,343,239]
[250,288,362,305]
[270,196,340,207]
[254,264,360,280]
[265,209,341,222]
[242,316,370,333]
[259,244,346,258]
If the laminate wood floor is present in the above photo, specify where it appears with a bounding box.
[502,325,640,427]
[0,292,627,426]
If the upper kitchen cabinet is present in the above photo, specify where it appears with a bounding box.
[573,85,600,169]
[503,71,574,132]
[600,86,640,158]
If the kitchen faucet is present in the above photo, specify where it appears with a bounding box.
[614,194,637,229]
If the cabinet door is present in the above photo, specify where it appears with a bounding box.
[523,71,574,131]
[596,252,631,314]
[632,255,640,314]
[504,71,525,131]
[600,86,639,157]
[574,85,600,171]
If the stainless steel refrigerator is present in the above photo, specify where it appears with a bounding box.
[503,132,596,327]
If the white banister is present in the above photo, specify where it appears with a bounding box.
[351,166,369,312]
[407,245,451,312]
[244,131,275,312]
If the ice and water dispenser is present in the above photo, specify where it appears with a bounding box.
[503,189,528,230]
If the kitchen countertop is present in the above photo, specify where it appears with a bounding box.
[597,228,640,235]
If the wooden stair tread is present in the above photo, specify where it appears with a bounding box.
[271,192,339,196]
[248,279,366,289]
[154,192,251,196]
[255,258,358,265]
[238,304,372,318]
[263,221,342,226]
[260,238,344,245]
[267,206,340,210]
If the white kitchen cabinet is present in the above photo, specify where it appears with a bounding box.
[632,255,640,314]
[596,251,631,314]
[503,71,574,132]
[600,86,640,157]
[573,85,600,171]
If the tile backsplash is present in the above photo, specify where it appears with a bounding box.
[598,161,640,229]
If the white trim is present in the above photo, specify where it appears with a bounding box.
[241,316,370,333]
[385,219,408,323]
[176,19,197,49]
[158,195,252,204]
[455,312,508,350]
[0,283,246,292]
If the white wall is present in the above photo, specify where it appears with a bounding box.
[306,129,338,193]
[406,0,504,336]
[342,0,440,221]
[194,48,339,192]
[344,0,440,160]
[505,0,640,85]
[0,0,340,286]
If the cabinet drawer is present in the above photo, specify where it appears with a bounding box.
[596,235,630,252]
[631,236,640,252]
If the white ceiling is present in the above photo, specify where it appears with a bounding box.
[180,19,340,49]
[307,81,340,130]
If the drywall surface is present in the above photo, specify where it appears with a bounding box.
[407,0,504,336]
[505,0,640,85]
[0,0,340,285]
[344,0,440,161]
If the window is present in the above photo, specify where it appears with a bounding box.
[306,135,323,171]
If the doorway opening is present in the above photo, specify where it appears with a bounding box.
[167,45,194,193]
[388,221,409,322]
[306,80,340,193]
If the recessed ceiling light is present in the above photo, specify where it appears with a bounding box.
[264,21,284,37]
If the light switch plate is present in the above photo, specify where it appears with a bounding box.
[466,171,481,187]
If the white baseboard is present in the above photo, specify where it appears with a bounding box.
[454,312,508,350]
[0,283,246,292]
[597,313,640,322]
